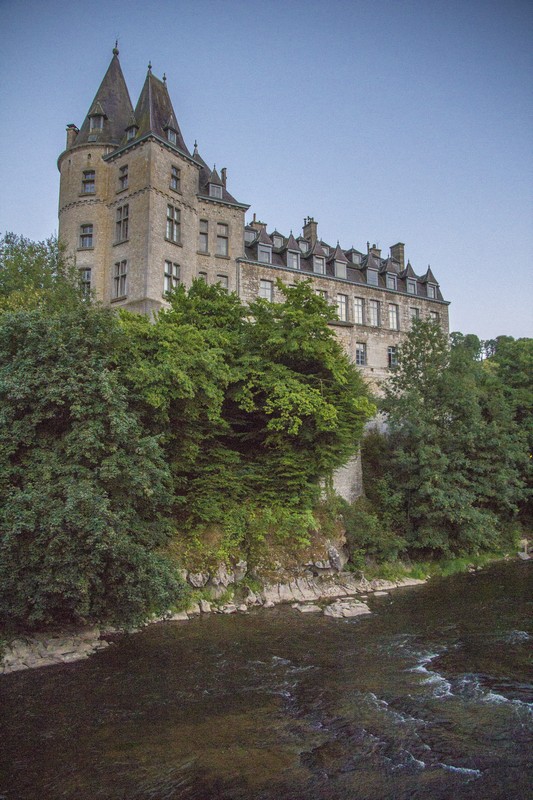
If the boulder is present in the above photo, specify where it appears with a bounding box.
[233,560,248,583]
[294,603,322,613]
[328,545,348,572]
[199,599,212,614]
[211,564,235,587]
[188,573,209,588]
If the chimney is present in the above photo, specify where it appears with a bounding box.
[221,167,227,187]
[66,124,79,149]
[369,243,381,258]
[249,212,267,232]
[302,216,318,245]
[390,242,405,270]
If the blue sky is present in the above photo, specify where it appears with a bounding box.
[1,0,531,339]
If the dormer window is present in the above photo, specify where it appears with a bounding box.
[272,235,284,248]
[335,261,347,280]
[244,229,257,245]
[427,284,436,299]
[299,240,309,253]
[351,252,361,265]
[407,279,417,295]
[167,129,177,145]
[386,274,397,290]
[258,244,272,264]
[287,251,300,269]
[313,256,325,274]
[126,126,137,141]
[367,269,379,286]
[89,115,104,131]
[322,245,330,256]
[209,184,223,199]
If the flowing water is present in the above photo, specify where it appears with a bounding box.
[1,560,532,800]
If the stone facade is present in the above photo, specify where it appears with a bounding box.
[57,49,450,500]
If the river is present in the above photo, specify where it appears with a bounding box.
[1,560,532,799]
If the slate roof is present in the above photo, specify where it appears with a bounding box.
[133,68,190,155]
[194,146,244,206]
[76,51,134,146]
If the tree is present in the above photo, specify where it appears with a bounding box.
[378,320,528,555]
[0,303,188,628]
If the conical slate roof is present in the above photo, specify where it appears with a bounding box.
[134,67,190,155]
[76,50,134,146]
[327,243,349,264]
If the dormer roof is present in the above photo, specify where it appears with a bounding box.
[285,233,300,251]
[208,166,223,186]
[257,227,273,246]
[134,67,190,155]
[75,49,134,146]
[421,266,439,284]
[400,260,417,280]
[327,243,349,264]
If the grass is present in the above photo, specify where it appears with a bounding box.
[362,550,510,583]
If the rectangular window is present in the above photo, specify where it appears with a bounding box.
[427,284,436,299]
[244,229,257,245]
[82,170,95,194]
[216,223,229,256]
[368,299,380,326]
[410,306,420,321]
[335,261,347,280]
[164,260,180,293]
[386,274,397,290]
[287,251,300,269]
[299,240,309,253]
[336,293,348,322]
[355,342,367,366]
[80,268,91,297]
[367,269,379,286]
[217,274,229,291]
[118,165,128,191]
[113,259,127,298]
[407,279,417,295]
[79,224,93,248]
[89,116,103,131]
[388,346,398,368]
[199,219,209,253]
[354,297,364,324]
[126,126,136,141]
[313,256,325,274]
[170,165,181,192]
[167,129,177,145]
[209,184,223,199]
[198,271,207,282]
[388,303,399,330]
[259,279,273,301]
[258,244,272,264]
[115,204,129,241]
[315,289,328,300]
[429,310,440,323]
[166,204,180,243]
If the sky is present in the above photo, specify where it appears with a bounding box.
[0,0,531,340]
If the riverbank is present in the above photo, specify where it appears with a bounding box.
[1,572,426,675]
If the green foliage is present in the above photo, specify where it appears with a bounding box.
[0,302,188,629]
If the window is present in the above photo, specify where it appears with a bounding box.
[118,165,128,191]
[410,306,420,321]
[315,289,328,299]
[429,310,440,323]
[80,268,91,298]
[336,294,348,322]
[287,251,300,269]
[113,260,127,298]
[164,261,180,293]
[388,346,398,368]
[273,235,284,248]
[115,204,129,241]
[166,204,180,243]
[351,252,361,265]
[198,271,207,282]
[368,299,380,326]
[216,223,229,256]
[209,184,223,199]
[354,297,364,325]
[167,129,177,145]
[89,115,103,131]
[314,256,325,274]
[299,240,309,253]
[199,219,208,253]
[217,274,229,291]
[258,244,272,264]
[126,126,136,141]
[244,229,256,245]
[407,279,417,295]
[79,224,93,248]
[259,279,273,301]
[170,166,181,192]
[427,284,436,299]
[322,245,330,256]
[388,303,399,330]
[335,261,347,280]
[82,170,95,194]
[386,274,397,290]
[367,269,379,286]
[355,342,367,366]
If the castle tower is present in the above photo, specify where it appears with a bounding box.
[58,47,249,314]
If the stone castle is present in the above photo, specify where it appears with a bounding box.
[58,47,449,394]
